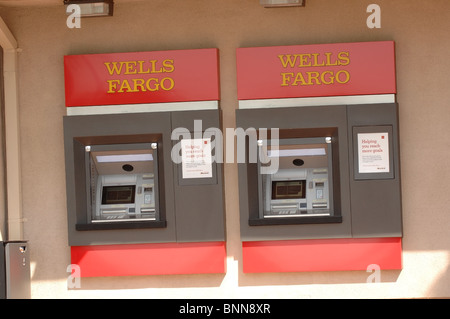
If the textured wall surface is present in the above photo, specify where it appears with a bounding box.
[0,0,449,298]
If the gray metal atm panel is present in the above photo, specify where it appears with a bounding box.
[236,103,402,242]
[64,110,226,246]
[171,110,225,242]
[236,105,352,241]
[347,103,403,238]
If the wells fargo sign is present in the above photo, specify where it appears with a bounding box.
[64,48,219,107]
[236,41,396,100]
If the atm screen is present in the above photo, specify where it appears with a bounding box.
[272,180,306,200]
[102,185,136,205]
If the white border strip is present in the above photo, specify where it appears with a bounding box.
[66,100,219,116]
[238,94,396,109]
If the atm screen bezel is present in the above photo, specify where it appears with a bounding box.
[101,185,136,205]
[271,180,306,200]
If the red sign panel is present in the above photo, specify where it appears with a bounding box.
[236,41,396,100]
[64,48,220,107]
[242,237,402,273]
[71,242,226,277]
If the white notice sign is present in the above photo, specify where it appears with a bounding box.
[357,132,390,173]
[181,138,213,179]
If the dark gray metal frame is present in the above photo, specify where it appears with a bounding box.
[237,103,402,241]
[64,110,225,246]
[75,142,165,231]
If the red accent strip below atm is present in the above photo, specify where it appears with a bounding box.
[242,237,402,273]
[71,242,226,277]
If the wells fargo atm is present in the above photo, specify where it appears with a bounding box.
[236,41,403,273]
[63,49,226,277]
[83,143,159,225]
[257,136,335,220]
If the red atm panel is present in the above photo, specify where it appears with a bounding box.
[242,238,402,273]
[71,242,226,277]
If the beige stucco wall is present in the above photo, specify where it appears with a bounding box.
[0,0,448,298]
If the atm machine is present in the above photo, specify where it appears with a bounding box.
[235,42,402,274]
[259,137,333,219]
[63,48,226,277]
[86,143,159,224]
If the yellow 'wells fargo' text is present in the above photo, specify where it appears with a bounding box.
[278,51,351,86]
[104,59,175,93]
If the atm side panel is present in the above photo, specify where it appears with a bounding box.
[347,103,403,238]
[171,110,226,242]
